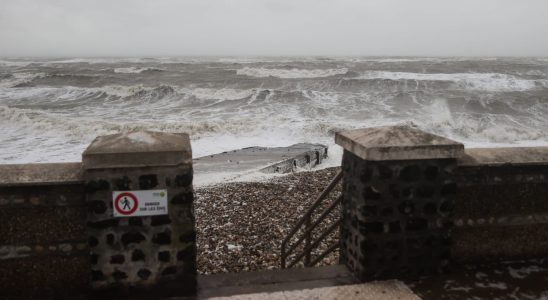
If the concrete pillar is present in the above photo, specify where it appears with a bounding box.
[335,126,464,281]
[82,131,196,297]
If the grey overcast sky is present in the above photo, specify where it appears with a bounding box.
[0,0,547,57]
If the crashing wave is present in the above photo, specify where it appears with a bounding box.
[0,60,36,67]
[128,85,176,100]
[0,105,264,138]
[354,71,548,92]
[183,88,255,101]
[0,72,46,88]
[236,67,348,78]
[105,85,256,101]
[0,84,263,104]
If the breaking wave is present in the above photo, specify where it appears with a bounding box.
[0,105,264,138]
[236,67,348,78]
[355,71,548,92]
[0,72,46,88]
[0,84,262,104]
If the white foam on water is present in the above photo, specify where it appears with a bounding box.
[183,87,255,101]
[346,57,501,63]
[0,60,35,67]
[43,57,157,64]
[0,84,258,104]
[0,72,46,88]
[113,67,163,74]
[236,67,348,78]
[351,57,443,63]
[218,57,299,64]
[356,71,548,91]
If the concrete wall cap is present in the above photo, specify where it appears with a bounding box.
[459,147,548,166]
[82,131,192,169]
[0,162,83,186]
[335,125,464,161]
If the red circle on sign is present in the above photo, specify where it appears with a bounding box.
[114,192,139,215]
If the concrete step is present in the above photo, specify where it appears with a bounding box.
[196,265,356,299]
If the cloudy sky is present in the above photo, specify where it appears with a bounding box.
[0,0,547,57]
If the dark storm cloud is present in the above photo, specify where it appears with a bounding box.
[0,0,547,57]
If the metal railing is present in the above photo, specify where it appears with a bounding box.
[281,171,343,269]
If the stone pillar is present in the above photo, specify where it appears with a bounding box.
[335,126,464,281]
[82,131,196,297]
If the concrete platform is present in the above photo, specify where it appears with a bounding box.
[207,281,420,300]
[196,265,356,299]
[191,259,548,299]
[193,143,327,185]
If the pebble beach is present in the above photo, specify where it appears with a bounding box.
[195,167,342,275]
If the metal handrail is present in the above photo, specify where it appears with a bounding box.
[286,215,342,268]
[281,171,342,269]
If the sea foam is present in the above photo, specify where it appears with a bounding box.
[355,71,548,92]
[113,67,164,74]
[236,67,348,78]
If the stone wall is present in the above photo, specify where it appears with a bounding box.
[84,166,196,296]
[82,131,196,297]
[0,130,197,299]
[0,163,89,299]
[336,126,548,282]
[1,127,547,295]
[453,147,548,262]
[340,151,456,280]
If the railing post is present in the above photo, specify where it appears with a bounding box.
[280,171,342,269]
[304,215,311,267]
[281,242,286,269]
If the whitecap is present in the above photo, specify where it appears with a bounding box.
[183,87,255,101]
[355,71,547,92]
[0,72,46,88]
[113,67,163,74]
[236,67,348,79]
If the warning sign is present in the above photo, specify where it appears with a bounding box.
[112,190,168,217]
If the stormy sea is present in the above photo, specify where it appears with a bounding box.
[1,57,547,170]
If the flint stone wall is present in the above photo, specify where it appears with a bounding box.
[84,166,196,296]
[82,131,196,297]
[339,145,548,281]
[454,147,548,262]
[0,130,547,295]
[340,151,456,280]
[0,163,88,299]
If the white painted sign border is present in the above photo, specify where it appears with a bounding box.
[112,189,168,217]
